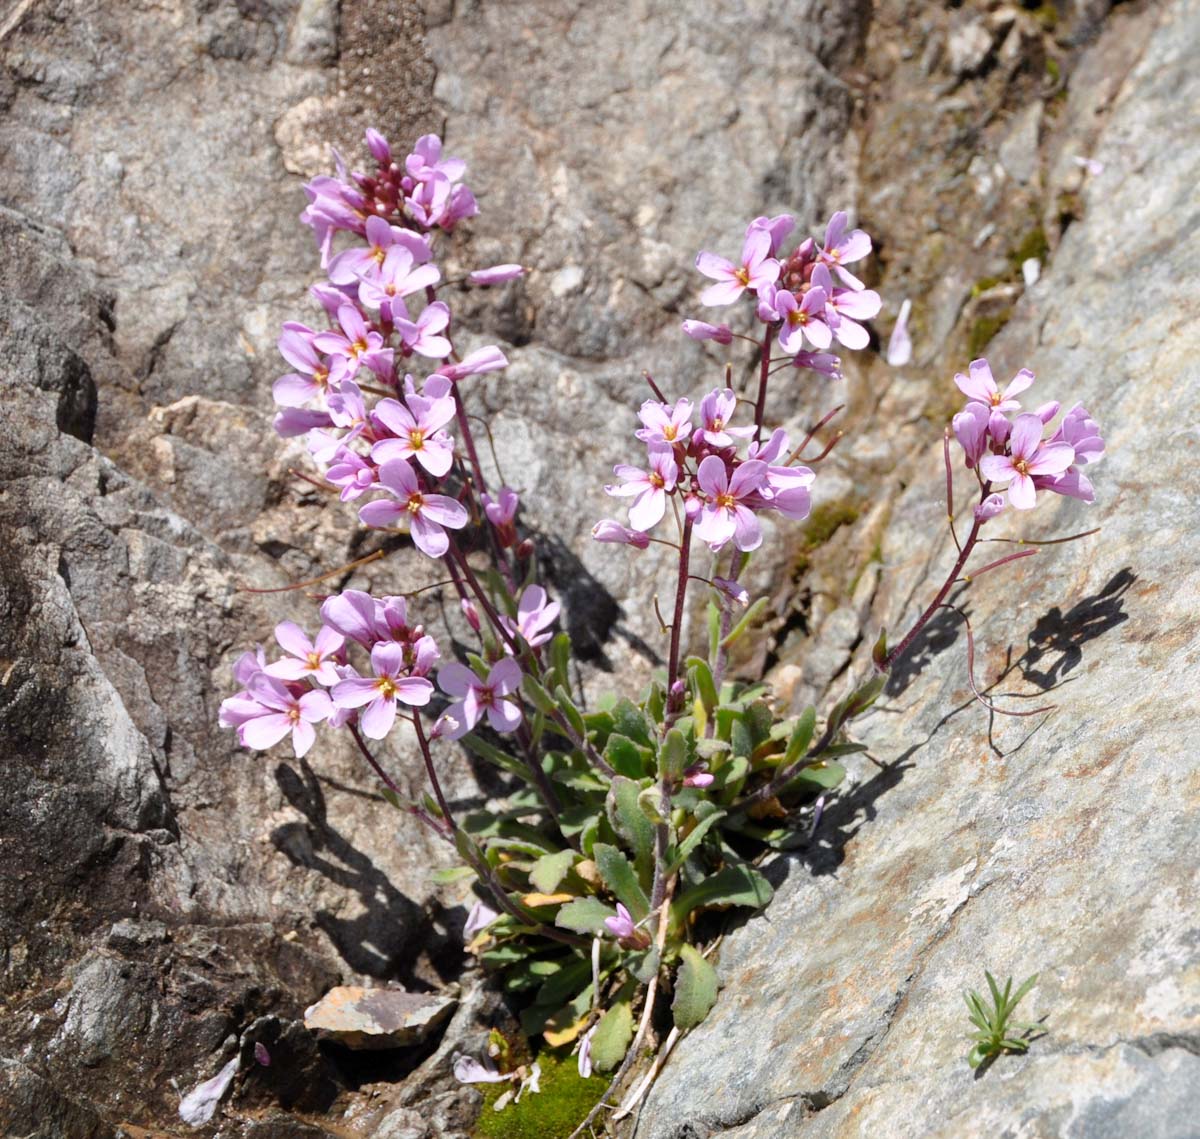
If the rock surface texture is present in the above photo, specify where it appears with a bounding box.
[640,0,1200,1135]
[0,0,1195,1136]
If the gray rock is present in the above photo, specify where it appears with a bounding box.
[639,2,1200,1135]
[947,19,995,78]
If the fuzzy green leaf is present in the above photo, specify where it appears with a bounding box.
[783,707,817,766]
[593,842,650,919]
[555,897,616,935]
[664,810,727,879]
[590,999,634,1073]
[672,864,773,924]
[530,850,577,894]
[672,944,719,1031]
[612,698,653,748]
[606,777,656,871]
[605,733,652,779]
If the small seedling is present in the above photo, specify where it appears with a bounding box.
[964,971,1040,1069]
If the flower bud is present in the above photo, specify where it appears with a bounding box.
[682,319,733,345]
[469,264,526,285]
[591,520,650,549]
[461,598,481,633]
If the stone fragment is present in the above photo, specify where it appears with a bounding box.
[303,986,458,1050]
[947,19,996,77]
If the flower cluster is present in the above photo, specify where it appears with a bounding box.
[596,390,816,553]
[683,210,883,378]
[277,130,522,559]
[952,359,1105,516]
[218,588,534,756]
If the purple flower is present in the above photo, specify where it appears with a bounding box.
[274,406,332,438]
[437,658,523,739]
[694,456,768,551]
[364,128,391,165]
[817,265,881,350]
[452,1053,505,1085]
[591,520,650,548]
[264,622,345,686]
[300,175,367,266]
[953,402,992,469]
[228,676,333,758]
[636,398,693,447]
[746,213,796,257]
[886,298,913,367]
[469,264,526,285]
[406,134,467,184]
[436,345,509,381]
[501,585,561,650]
[372,388,457,477]
[793,351,843,379]
[1036,403,1104,503]
[483,486,519,526]
[955,358,1034,413]
[761,462,815,521]
[358,460,469,557]
[980,413,1075,510]
[695,388,753,449]
[683,763,715,788]
[320,589,385,648]
[577,1025,596,1079]
[357,245,441,312]
[273,323,332,407]
[712,576,750,609]
[396,301,452,359]
[329,216,432,288]
[818,211,872,291]
[696,229,780,306]
[605,447,678,532]
[331,642,434,739]
[603,902,650,949]
[313,304,393,385]
[682,320,733,344]
[775,285,831,353]
[974,493,1006,522]
[325,447,377,501]
[463,899,500,940]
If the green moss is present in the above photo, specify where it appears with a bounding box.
[967,308,1014,358]
[474,1051,610,1139]
[1007,227,1049,271]
[970,275,1006,299]
[1030,2,1058,32]
[792,500,862,577]
[1044,56,1061,83]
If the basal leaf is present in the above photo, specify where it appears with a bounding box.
[672,944,719,1031]
[589,998,634,1073]
[593,842,650,920]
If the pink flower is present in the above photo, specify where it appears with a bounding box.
[469,264,525,285]
[483,486,520,546]
[682,320,733,344]
[313,304,393,385]
[437,658,523,739]
[793,351,843,379]
[979,413,1075,510]
[953,402,992,469]
[372,387,457,477]
[817,265,881,350]
[228,676,333,758]
[272,323,332,407]
[331,642,434,739]
[329,216,432,288]
[746,213,796,257]
[436,345,509,381]
[818,210,872,290]
[695,229,780,307]
[605,447,678,532]
[1036,403,1105,503]
[396,301,452,359]
[358,460,469,557]
[695,388,754,450]
[683,763,715,788]
[501,585,561,650]
[693,456,768,551]
[325,447,377,501]
[774,285,831,352]
[405,134,467,184]
[264,622,345,686]
[356,244,441,313]
[974,493,1006,522]
[955,358,1034,413]
[591,520,650,548]
[603,903,650,949]
[636,398,693,447]
[712,577,749,610]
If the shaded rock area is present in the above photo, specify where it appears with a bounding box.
[0,1,1195,1138]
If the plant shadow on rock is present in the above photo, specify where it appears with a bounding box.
[884,567,1134,699]
[270,760,443,985]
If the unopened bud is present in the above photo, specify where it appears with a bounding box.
[460,598,481,633]
[516,539,535,561]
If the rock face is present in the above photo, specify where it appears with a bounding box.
[639,1,1200,1135]
[0,0,1195,1136]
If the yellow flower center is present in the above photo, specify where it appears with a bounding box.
[406,493,425,515]
[1013,458,1031,477]
[409,429,426,450]
[376,675,397,699]
[716,491,736,510]
[735,266,751,286]
[306,651,322,669]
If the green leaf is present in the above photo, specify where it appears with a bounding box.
[550,632,573,695]
[783,707,817,766]
[605,733,652,779]
[380,788,412,812]
[687,658,718,714]
[720,596,770,649]
[522,672,559,714]
[529,850,577,894]
[629,945,660,983]
[671,944,719,1031]
[431,865,476,885]
[612,698,653,748]
[637,785,667,825]
[694,737,731,761]
[664,810,727,878]
[790,760,846,791]
[589,999,634,1073]
[659,728,688,781]
[871,626,888,670]
[730,715,753,760]
[606,777,655,871]
[555,897,616,935]
[707,600,721,661]
[555,685,587,739]
[593,843,650,919]
[672,864,773,924]
[645,681,666,726]
[458,733,529,779]
[534,954,592,1010]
